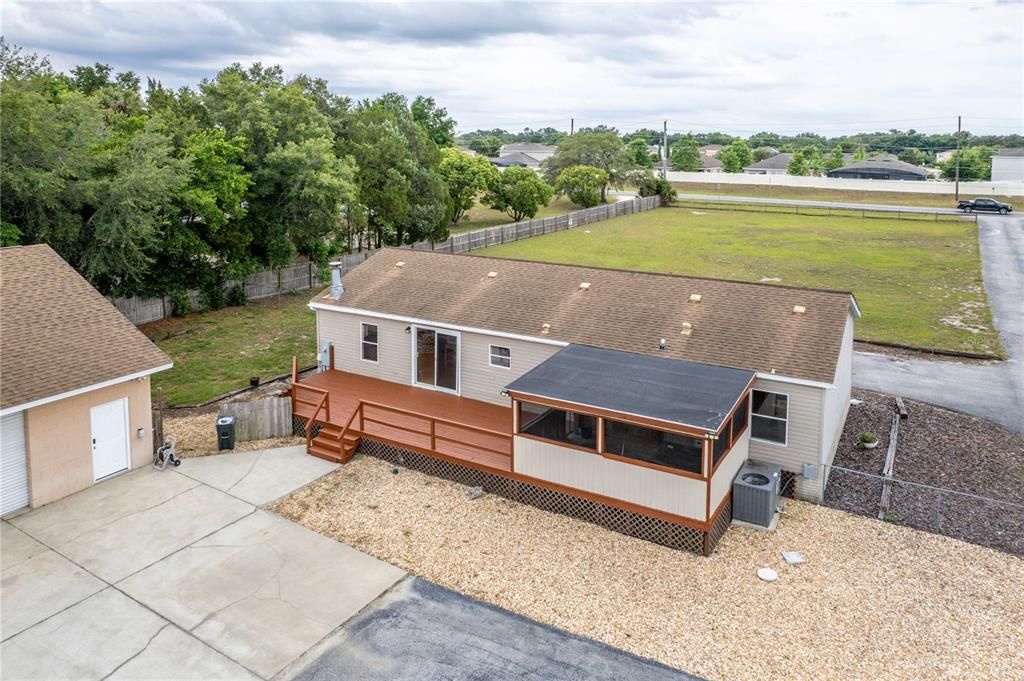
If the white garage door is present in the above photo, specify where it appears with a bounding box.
[1,412,30,516]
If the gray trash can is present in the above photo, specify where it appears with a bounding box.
[216,416,236,451]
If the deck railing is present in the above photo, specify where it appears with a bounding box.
[336,399,513,463]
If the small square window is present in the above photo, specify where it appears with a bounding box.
[489,345,511,368]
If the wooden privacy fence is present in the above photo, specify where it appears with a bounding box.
[113,196,660,325]
[217,397,294,442]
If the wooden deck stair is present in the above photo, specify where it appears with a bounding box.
[308,422,360,464]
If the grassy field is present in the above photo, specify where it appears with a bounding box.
[143,291,318,405]
[454,195,615,232]
[671,181,1017,209]
[479,207,1003,356]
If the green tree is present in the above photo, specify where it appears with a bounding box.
[824,145,845,172]
[482,167,554,222]
[719,140,753,173]
[438,148,500,224]
[627,138,652,168]
[468,135,501,157]
[805,145,824,176]
[411,95,455,148]
[555,165,608,208]
[541,131,632,202]
[752,147,775,162]
[853,145,867,161]
[897,147,928,167]
[670,137,702,171]
[940,146,993,181]
[628,169,676,205]
[787,150,809,176]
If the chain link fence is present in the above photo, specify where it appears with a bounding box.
[822,464,1024,555]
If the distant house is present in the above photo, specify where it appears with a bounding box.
[699,155,723,173]
[293,249,860,554]
[488,152,541,171]
[934,150,956,164]
[499,143,556,163]
[744,153,793,175]
[698,144,722,158]
[827,154,928,181]
[0,245,172,516]
[991,148,1024,183]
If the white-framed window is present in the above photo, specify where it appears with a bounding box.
[489,345,511,369]
[751,390,788,445]
[360,323,378,362]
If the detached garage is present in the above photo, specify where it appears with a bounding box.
[0,245,172,516]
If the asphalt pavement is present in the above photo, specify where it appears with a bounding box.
[284,577,699,681]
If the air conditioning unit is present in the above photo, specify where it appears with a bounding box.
[732,460,783,527]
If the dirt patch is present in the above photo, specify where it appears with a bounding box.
[826,389,1024,554]
[271,455,1024,681]
[164,411,302,458]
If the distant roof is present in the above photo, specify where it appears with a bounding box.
[701,155,722,169]
[500,143,556,154]
[830,155,928,177]
[506,344,754,431]
[489,156,527,167]
[316,248,859,384]
[744,153,793,171]
[1,245,171,411]
[996,148,1024,157]
[699,144,722,152]
[494,151,542,166]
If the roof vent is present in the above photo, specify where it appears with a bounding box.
[689,293,702,303]
[487,271,498,279]
[658,338,667,351]
[680,322,693,336]
[541,323,551,335]
[395,261,405,268]
[579,282,591,291]
[793,305,806,315]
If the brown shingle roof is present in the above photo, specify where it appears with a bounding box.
[1,245,171,410]
[315,249,857,384]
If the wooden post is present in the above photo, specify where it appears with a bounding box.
[877,410,900,520]
[329,344,335,370]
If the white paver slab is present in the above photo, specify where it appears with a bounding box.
[106,625,259,681]
[178,446,338,506]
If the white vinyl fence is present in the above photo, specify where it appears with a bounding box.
[666,171,1024,196]
[113,196,660,325]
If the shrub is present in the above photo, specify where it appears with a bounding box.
[858,432,878,444]
[169,290,191,317]
[555,165,608,208]
[225,284,247,307]
[631,171,677,206]
[199,282,226,311]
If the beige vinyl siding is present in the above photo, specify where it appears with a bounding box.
[748,378,825,501]
[710,429,749,513]
[316,309,561,406]
[821,313,854,479]
[513,435,708,521]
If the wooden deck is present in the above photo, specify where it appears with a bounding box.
[293,370,514,472]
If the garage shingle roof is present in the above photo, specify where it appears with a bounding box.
[1,245,171,410]
[315,249,857,384]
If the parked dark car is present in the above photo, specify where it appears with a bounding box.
[957,198,1013,214]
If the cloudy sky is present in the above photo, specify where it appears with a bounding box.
[4,1,1022,136]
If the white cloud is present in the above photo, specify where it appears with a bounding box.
[3,0,1021,135]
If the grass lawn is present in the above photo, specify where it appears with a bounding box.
[479,207,1003,356]
[454,195,615,232]
[143,291,318,406]
[671,180,1017,209]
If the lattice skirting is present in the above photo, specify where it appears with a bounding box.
[358,438,728,556]
[292,416,320,440]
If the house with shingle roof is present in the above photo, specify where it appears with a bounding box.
[0,245,171,515]
[292,248,858,554]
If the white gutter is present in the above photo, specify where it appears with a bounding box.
[308,302,571,348]
[754,372,833,390]
[0,363,173,417]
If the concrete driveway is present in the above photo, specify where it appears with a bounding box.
[1,446,404,681]
[853,214,1024,434]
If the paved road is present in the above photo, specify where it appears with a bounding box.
[285,577,698,681]
[853,214,1024,434]
[675,192,969,215]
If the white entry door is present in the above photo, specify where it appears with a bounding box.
[91,398,129,481]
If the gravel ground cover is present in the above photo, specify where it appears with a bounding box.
[826,389,1024,554]
[272,456,1024,681]
[164,410,303,458]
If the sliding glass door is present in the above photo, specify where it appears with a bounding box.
[414,327,459,393]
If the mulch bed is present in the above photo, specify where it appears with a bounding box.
[825,388,1024,555]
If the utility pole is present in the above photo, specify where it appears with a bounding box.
[954,115,962,202]
[662,120,668,179]
[570,118,574,135]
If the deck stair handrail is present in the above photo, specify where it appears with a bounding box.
[336,399,512,458]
